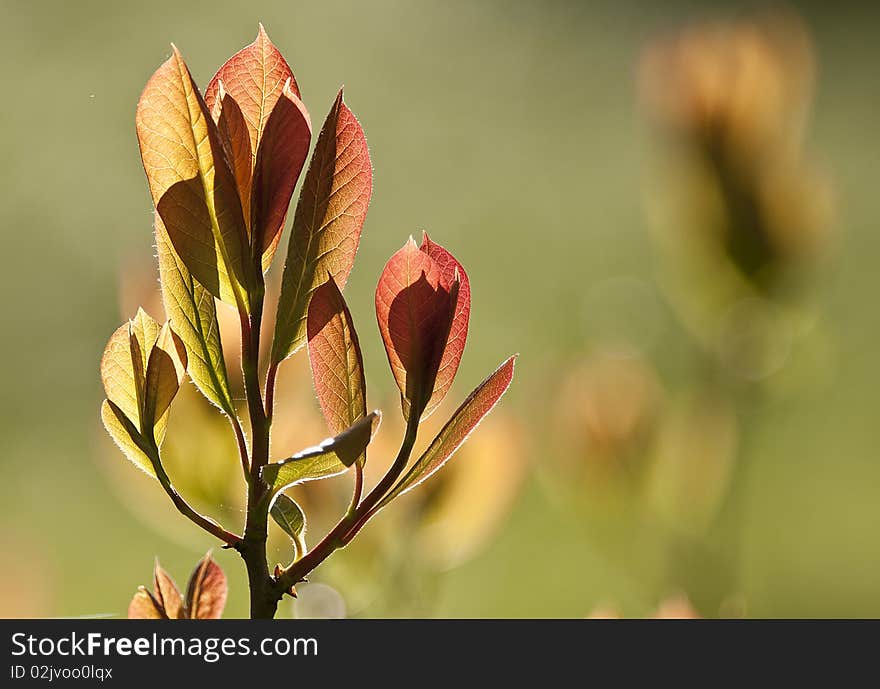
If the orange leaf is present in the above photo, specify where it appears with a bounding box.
[143,322,187,431]
[375,238,459,421]
[272,89,372,362]
[153,560,184,619]
[185,552,227,619]
[128,587,165,619]
[419,233,471,419]
[136,46,252,310]
[205,27,311,270]
[307,277,367,463]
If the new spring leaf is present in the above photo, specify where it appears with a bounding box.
[307,276,368,465]
[205,26,311,271]
[272,89,372,362]
[375,238,460,421]
[261,412,380,498]
[136,46,252,311]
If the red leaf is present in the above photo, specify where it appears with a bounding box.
[205,26,311,270]
[184,552,227,619]
[419,233,471,418]
[375,238,459,421]
[379,355,517,506]
[153,560,184,619]
[307,277,367,461]
[250,82,311,270]
[205,25,301,148]
[272,89,373,362]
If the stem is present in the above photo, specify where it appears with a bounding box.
[345,464,364,520]
[236,277,279,618]
[228,416,251,484]
[358,412,420,516]
[275,413,420,594]
[127,414,241,547]
[265,361,279,423]
[151,454,241,546]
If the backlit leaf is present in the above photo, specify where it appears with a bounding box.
[153,560,184,619]
[100,310,186,473]
[129,309,162,417]
[185,552,227,620]
[307,276,367,465]
[143,322,187,432]
[155,215,234,415]
[250,83,311,270]
[270,494,308,559]
[101,308,163,431]
[205,25,300,214]
[128,587,165,619]
[209,81,252,224]
[100,321,144,430]
[420,233,471,419]
[375,238,459,421]
[379,355,516,507]
[205,27,311,270]
[100,399,155,477]
[272,89,372,363]
[261,412,380,497]
[136,46,252,310]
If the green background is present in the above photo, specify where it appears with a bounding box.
[1,0,878,617]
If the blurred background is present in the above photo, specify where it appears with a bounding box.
[1,0,877,618]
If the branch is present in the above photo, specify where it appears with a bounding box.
[152,460,242,546]
[228,415,251,484]
[274,413,420,593]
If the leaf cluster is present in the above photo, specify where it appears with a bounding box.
[101,26,516,610]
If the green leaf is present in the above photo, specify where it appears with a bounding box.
[100,310,187,472]
[378,356,516,508]
[155,215,235,416]
[270,494,308,559]
[100,399,156,478]
[128,309,162,420]
[260,412,381,497]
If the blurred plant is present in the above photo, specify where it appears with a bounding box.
[637,11,834,611]
[99,27,516,618]
[0,535,54,618]
[644,392,737,535]
[589,593,700,619]
[639,12,832,376]
[553,348,662,494]
[129,553,227,619]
